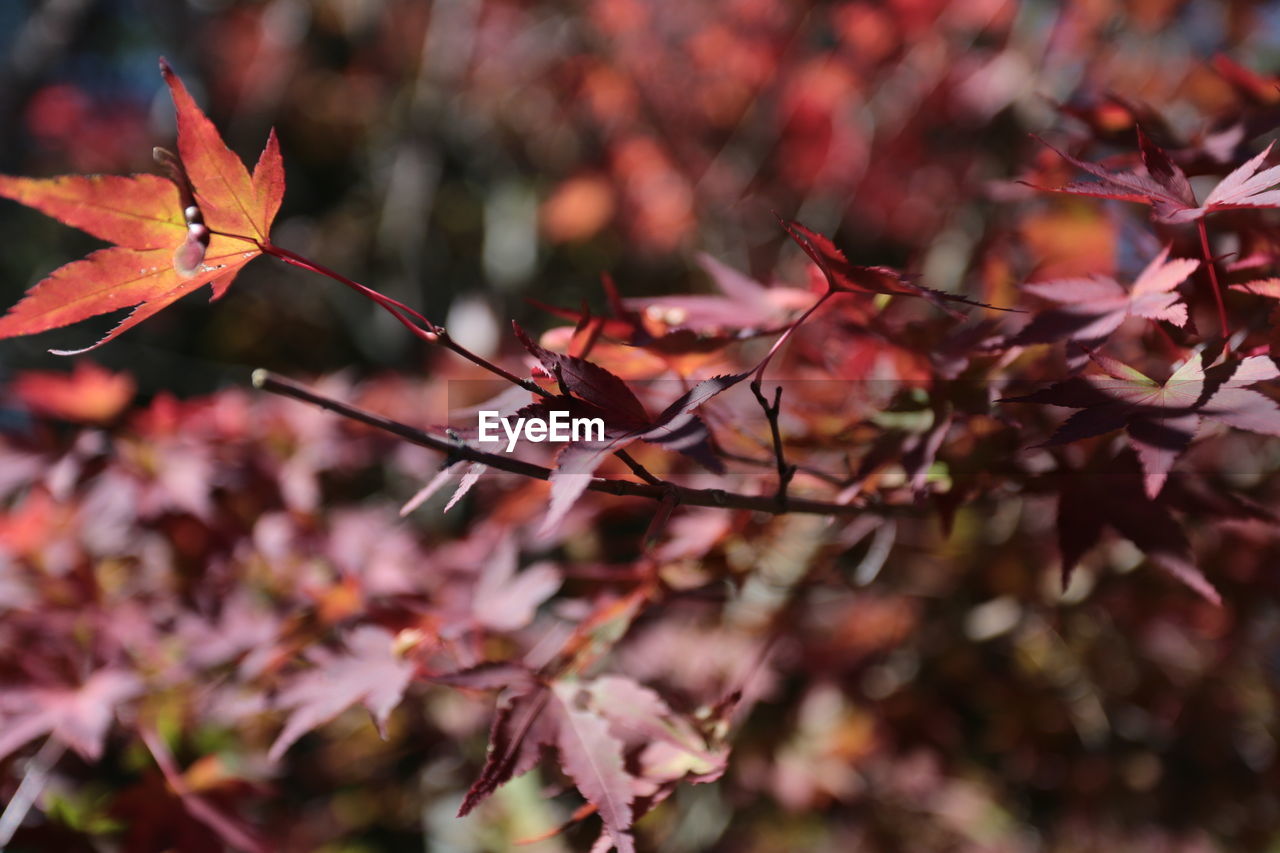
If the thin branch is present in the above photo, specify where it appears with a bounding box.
[614,449,663,485]
[252,370,864,518]
[717,447,850,488]
[751,289,835,383]
[139,727,268,853]
[261,241,438,332]
[433,328,548,397]
[749,381,796,508]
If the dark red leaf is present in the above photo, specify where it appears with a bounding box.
[514,323,650,428]
[780,218,1012,312]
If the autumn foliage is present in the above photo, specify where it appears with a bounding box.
[4,3,1280,852]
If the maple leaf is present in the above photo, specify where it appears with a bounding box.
[268,626,414,761]
[455,674,555,817]
[779,218,1010,313]
[0,669,142,763]
[439,461,486,513]
[513,323,744,535]
[451,669,638,852]
[0,58,283,353]
[514,322,652,428]
[549,679,636,853]
[448,666,730,852]
[1003,350,1280,498]
[1005,247,1198,347]
[1035,128,1280,223]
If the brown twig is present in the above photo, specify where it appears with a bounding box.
[432,327,548,397]
[716,447,850,488]
[749,380,796,508]
[1196,218,1230,341]
[252,370,863,517]
[614,449,663,485]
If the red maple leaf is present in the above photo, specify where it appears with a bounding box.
[779,218,1011,313]
[1034,127,1280,223]
[448,667,661,853]
[512,323,744,535]
[0,59,283,353]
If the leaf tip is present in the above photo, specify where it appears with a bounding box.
[456,788,485,818]
[49,341,101,357]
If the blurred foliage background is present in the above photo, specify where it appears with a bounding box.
[0,0,1273,390]
[5,1,1280,851]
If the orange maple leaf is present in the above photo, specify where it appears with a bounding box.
[0,58,283,353]
[11,361,136,423]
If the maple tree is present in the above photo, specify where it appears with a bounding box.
[4,5,1280,852]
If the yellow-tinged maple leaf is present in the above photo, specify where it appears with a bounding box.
[0,58,283,353]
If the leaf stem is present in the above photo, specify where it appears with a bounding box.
[749,381,796,508]
[256,240,550,396]
[1196,218,1230,341]
[751,289,835,384]
[433,328,548,397]
[260,241,438,335]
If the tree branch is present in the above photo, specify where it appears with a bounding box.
[750,380,796,508]
[252,370,864,518]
